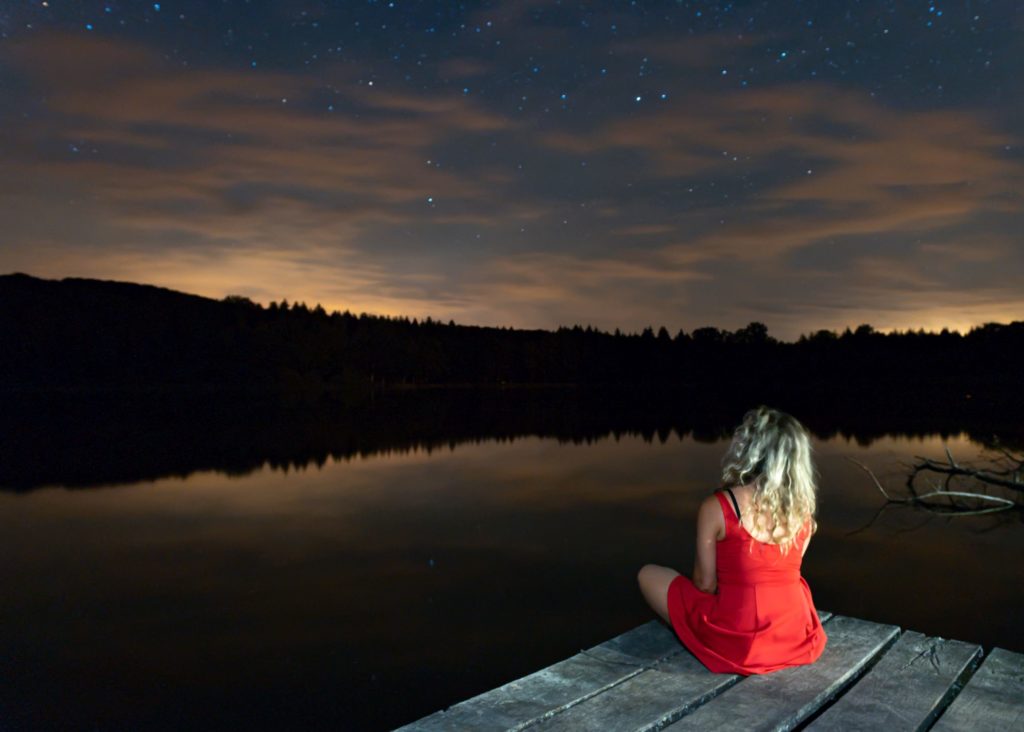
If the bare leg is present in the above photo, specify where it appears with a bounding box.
[637,564,681,625]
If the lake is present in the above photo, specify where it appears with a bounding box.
[0,388,1021,730]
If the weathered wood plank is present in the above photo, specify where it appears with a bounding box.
[394,621,682,731]
[595,619,683,662]
[527,610,833,731]
[396,610,833,731]
[806,631,982,731]
[526,646,738,732]
[931,647,1024,732]
[662,615,900,732]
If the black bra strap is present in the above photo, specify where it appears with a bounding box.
[723,488,741,520]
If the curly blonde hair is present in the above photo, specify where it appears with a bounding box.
[721,406,818,554]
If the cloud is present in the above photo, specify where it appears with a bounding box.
[449,250,709,331]
[537,80,1020,260]
[436,57,492,79]
[0,30,544,316]
[2,30,523,217]
[522,79,1023,335]
[1,27,1022,339]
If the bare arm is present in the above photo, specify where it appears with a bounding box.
[692,494,725,594]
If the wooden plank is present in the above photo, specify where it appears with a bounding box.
[529,610,833,731]
[931,647,1024,732]
[394,621,682,731]
[806,631,982,731]
[595,619,684,662]
[662,615,900,732]
[396,610,832,731]
[527,646,738,731]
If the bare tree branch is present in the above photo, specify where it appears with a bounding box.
[848,454,1020,516]
[908,455,1024,493]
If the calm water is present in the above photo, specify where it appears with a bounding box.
[0,391,1021,730]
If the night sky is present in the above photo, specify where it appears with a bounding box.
[1,1,1021,339]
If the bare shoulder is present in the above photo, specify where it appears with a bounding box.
[698,492,722,514]
[696,492,726,538]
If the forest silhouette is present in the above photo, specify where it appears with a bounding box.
[2,272,1022,396]
[3,384,1021,492]
[3,272,1023,491]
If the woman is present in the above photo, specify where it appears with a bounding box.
[637,406,827,674]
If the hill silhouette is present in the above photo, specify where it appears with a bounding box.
[1,272,1022,396]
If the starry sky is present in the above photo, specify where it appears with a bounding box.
[0,1,1021,339]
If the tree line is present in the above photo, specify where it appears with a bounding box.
[1,272,1020,395]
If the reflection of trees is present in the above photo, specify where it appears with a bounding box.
[3,385,1024,493]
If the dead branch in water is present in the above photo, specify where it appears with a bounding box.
[906,444,1024,495]
[848,446,1021,516]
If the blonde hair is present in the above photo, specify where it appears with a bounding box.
[721,406,818,554]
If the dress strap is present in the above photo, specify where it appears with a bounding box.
[723,488,741,520]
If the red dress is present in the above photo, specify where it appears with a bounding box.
[666,491,827,675]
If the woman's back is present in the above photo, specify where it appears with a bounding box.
[697,490,824,672]
[638,406,828,675]
[716,488,807,584]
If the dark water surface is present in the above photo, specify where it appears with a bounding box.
[1,388,1021,730]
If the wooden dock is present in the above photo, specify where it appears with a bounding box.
[395,612,1024,731]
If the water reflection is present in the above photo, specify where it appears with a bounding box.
[2,386,1021,492]
[0,390,1021,730]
